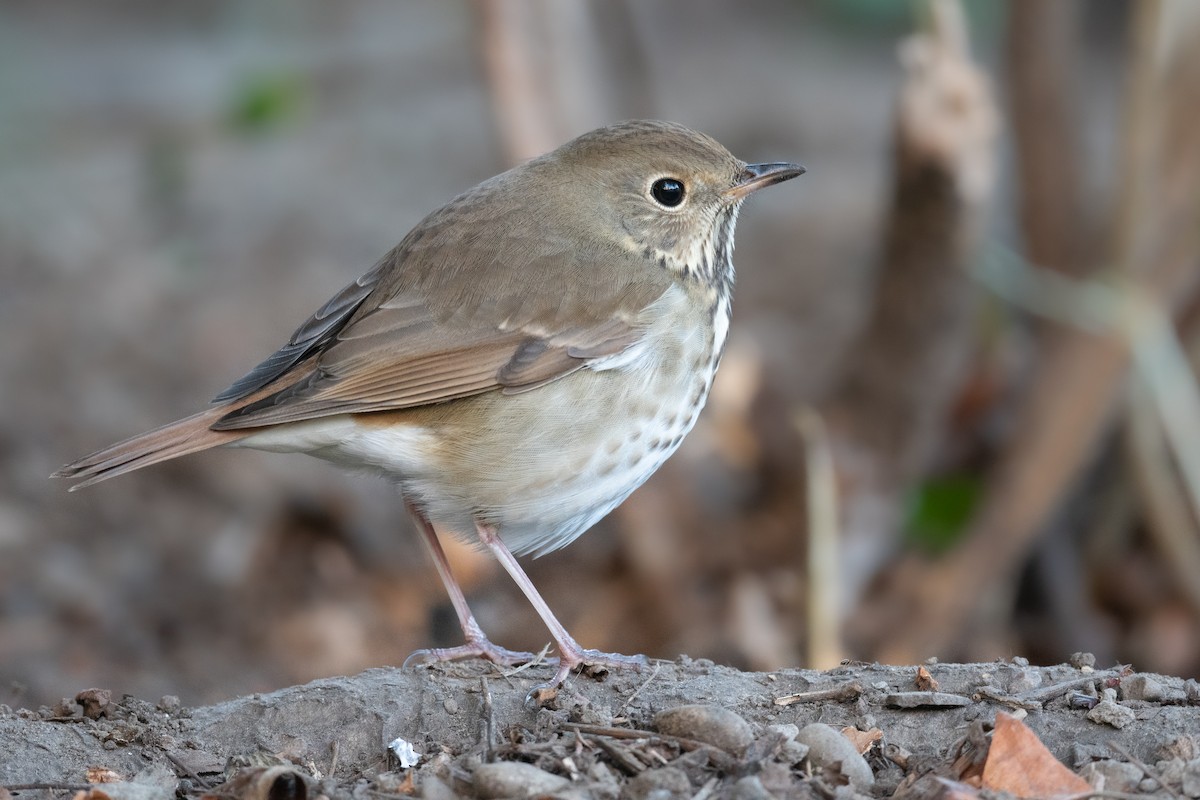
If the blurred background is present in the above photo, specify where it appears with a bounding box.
[3,0,1199,708]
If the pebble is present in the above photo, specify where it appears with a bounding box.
[1087,696,1136,729]
[794,723,875,789]
[1123,674,1187,704]
[472,762,569,798]
[1181,758,1200,797]
[624,766,691,800]
[442,697,458,715]
[158,695,181,713]
[1069,652,1096,669]
[997,663,1042,693]
[1121,675,1167,703]
[767,724,809,764]
[732,775,772,800]
[418,776,459,800]
[1079,759,1143,792]
[654,705,754,756]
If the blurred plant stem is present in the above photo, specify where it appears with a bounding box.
[852,0,1200,663]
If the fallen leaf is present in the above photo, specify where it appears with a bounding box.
[86,768,123,784]
[916,665,940,691]
[981,713,1090,798]
[841,726,883,755]
[71,791,111,800]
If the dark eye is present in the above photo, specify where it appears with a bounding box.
[651,177,686,207]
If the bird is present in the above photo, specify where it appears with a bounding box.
[54,120,804,691]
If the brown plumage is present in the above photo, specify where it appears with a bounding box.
[55,120,804,692]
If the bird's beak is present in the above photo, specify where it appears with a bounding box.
[725,162,806,200]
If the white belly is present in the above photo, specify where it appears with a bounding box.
[236,285,727,557]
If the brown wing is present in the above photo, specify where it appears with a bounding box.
[211,171,671,430]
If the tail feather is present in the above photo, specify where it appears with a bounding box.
[52,407,254,490]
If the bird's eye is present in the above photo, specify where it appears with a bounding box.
[650,177,686,208]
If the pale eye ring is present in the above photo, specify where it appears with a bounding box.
[650,177,686,208]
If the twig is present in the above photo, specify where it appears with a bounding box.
[3,785,92,793]
[973,686,1041,711]
[795,408,842,669]
[616,661,662,717]
[328,740,340,779]
[561,723,733,758]
[480,676,496,759]
[691,776,720,800]
[773,681,864,706]
[500,643,554,678]
[1017,669,1122,705]
[162,749,213,790]
[591,736,647,776]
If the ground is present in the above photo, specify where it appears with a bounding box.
[3,659,1199,799]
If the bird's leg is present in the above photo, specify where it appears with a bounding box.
[402,501,538,668]
[475,520,648,690]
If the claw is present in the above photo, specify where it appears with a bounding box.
[403,640,540,670]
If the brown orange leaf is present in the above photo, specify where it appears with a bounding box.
[86,768,123,784]
[981,713,1090,798]
[841,726,883,755]
[916,665,939,691]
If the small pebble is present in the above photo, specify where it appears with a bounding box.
[624,766,691,800]
[418,776,458,800]
[472,762,569,798]
[780,740,810,765]
[159,695,181,713]
[767,723,799,742]
[1069,652,1096,669]
[732,775,772,800]
[1180,758,1200,797]
[1087,698,1136,729]
[1121,675,1167,703]
[1155,757,1186,786]
[1011,656,1029,667]
[794,723,874,789]
[655,705,754,756]
[1001,665,1042,693]
[442,698,458,715]
[1079,759,1143,792]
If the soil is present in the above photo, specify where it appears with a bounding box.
[3,659,1198,799]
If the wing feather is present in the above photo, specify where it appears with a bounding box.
[208,165,674,431]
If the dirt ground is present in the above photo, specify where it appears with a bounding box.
[4,659,1199,799]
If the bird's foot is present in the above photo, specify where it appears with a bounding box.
[402,638,539,670]
[525,645,648,706]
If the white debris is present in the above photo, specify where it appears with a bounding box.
[388,736,421,769]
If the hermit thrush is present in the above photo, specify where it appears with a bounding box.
[55,120,804,690]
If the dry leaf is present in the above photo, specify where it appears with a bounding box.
[71,790,111,800]
[86,768,123,784]
[981,713,1090,798]
[841,726,883,755]
[916,665,940,691]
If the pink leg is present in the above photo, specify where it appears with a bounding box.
[402,502,537,668]
[475,520,647,690]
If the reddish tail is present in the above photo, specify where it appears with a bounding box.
[53,406,255,490]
